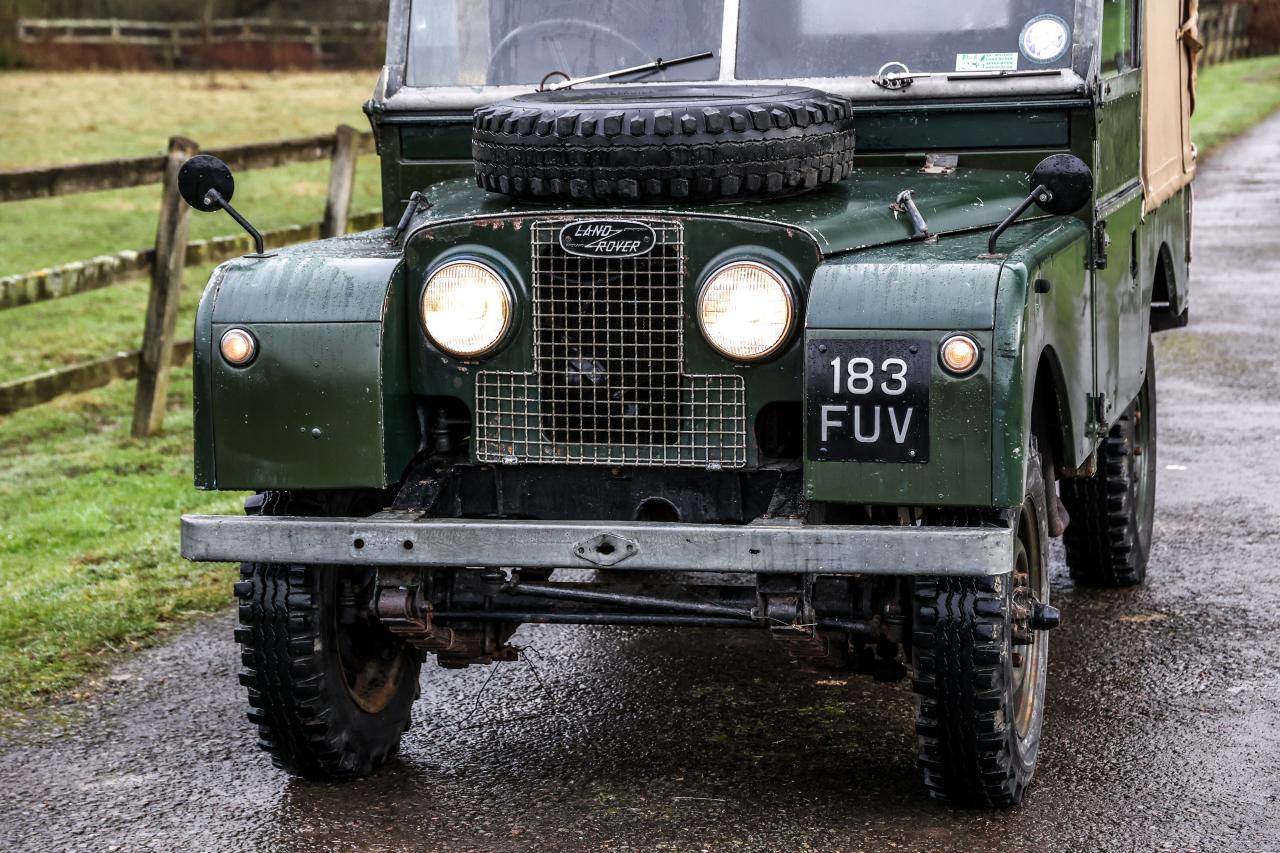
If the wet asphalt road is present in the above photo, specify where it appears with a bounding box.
[4,117,1280,853]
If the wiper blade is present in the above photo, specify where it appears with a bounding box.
[547,50,715,91]
[945,69,1063,81]
[873,61,1062,91]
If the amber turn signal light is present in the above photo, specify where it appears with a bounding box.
[940,335,981,375]
[220,328,257,367]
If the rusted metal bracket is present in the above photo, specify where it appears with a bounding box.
[758,574,857,670]
[375,586,457,653]
[375,585,518,667]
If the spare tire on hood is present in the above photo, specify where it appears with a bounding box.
[472,85,856,203]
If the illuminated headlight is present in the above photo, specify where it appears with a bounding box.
[1020,15,1070,64]
[421,260,512,358]
[220,328,257,367]
[940,334,982,375]
[697,261,795,362]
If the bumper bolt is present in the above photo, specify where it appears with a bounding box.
[1031,603,1061,631]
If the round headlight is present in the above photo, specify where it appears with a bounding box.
[1020,15,1070,65]
[421,260,512,358]
[698,261,795,362]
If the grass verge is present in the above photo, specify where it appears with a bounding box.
[0,71,378,711]
[0,368,243,709]
[0,71,383,278]
[1195,55,1280,155]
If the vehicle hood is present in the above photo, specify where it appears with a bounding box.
[408,166,1039,258]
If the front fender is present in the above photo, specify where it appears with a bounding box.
[803,236,1000,507]
[193,230,420,491]
[991,218,1093,506]
[802,220,1093,510]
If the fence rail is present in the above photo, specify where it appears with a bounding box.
[18,18,388,45]
[0,340,195,417]
[0,210,382,311]
[0,124,384,433]
[0,130,374,203]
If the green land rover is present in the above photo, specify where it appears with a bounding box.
[177,0,1200,806]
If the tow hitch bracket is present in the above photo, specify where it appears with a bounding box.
[572,532,639,567]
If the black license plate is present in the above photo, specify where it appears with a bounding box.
[806,339,931,464]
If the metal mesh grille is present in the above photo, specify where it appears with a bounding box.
[475,219,746,468]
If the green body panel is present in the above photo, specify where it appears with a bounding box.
[194,232,419,490]
[376,117,473,224]
[991,219,1095,506]
[403,168,1040,258]
[1095,78,1142,198]
[806,237,1004,332]
[851,106,1070,152]
[803,329,994,507]
[1143,186,1192,316]
[1094,190,1148,418]
[191,269,221,486]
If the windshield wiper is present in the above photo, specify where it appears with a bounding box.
[546,50,715,92]
[873,61,1063,91]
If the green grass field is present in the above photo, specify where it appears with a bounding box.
[1,59,1279,711]
[1194,55,1280,154]
[0,71,382,710]
[0,368,243,708]
[0,72,386,383]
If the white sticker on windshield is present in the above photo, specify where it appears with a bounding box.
[956,53,1020,72]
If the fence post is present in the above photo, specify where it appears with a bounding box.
[322,124,359,239]
[132,136,199,438]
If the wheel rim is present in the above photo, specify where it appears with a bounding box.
[335,574,410,715]
[1010,500,1047,741]
[1131,372,1155,540]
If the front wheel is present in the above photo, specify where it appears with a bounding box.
[234,563,421,781]
[910,442,1054,807]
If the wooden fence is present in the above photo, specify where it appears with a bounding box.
[0,126,382,434]
[1200,1,1280,66]
[16,17,387,68]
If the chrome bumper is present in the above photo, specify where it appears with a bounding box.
[180,514,1013,576]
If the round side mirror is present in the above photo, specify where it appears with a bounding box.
[178,154,235,212]
[1030,154,1094,216]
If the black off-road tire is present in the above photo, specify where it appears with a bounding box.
[234,563,420,781]
[472,85,856,203]
[911,442,1052,808]
[1061,342,1158,587]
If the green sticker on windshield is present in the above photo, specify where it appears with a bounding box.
[956,53,1019,72]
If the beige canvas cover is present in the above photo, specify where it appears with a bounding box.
[1144,0,1201,212]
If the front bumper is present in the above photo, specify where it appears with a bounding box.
[180,514,1013,576]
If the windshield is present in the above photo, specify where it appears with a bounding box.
[407,0,723,87]
[404,0,1081,88]
[738,0,1079,79]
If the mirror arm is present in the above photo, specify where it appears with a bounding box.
[204,188,265,256]
[987,184,1052,257]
